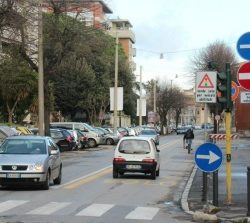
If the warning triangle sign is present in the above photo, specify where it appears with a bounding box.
[198,73,214,88]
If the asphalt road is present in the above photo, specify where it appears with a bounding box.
[0,130,205,223]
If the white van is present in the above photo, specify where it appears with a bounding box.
[113,136,160,180]
[50,122,101,148]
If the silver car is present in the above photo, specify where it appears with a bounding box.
[0,136,62,190]
[138,129,160,145]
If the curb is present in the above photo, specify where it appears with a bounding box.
[180,164,250,222]
[181,164,197,215]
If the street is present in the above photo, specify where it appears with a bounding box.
[0,131,204,223]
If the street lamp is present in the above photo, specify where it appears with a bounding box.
[38,0,44,136]
[139,66,142,126]
[113,32,119,132]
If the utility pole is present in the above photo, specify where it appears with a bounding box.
[38,0,45,136]
[139,66,142,126]
[113,32,119,132]
[153,80,156,112]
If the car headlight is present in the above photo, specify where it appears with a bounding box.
[29,163,44,171]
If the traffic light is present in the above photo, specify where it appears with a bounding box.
[217,63,232,111]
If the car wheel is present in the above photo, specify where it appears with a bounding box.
[113,168,119,178]
[106,138,114,145]
[119,171,124,176]
[88,138,97,148]
[156,167,160,177]
[53,165,62,185]
[42,171,50,190]
[150,169,156,180]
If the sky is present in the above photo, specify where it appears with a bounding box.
[107,0,250,89]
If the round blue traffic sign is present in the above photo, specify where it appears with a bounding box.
[195,143,223,173]
[237,32,250,61]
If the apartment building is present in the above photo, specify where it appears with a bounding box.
[180,88,197,125]
[107,19,136,71]
[43,0,112,28]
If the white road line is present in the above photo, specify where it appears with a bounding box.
[125,207,159,220]
[76,203,114,217]
[53,165,112,189]
[26,202,71,215]
[0,200,28,213]
[240,44,250,49]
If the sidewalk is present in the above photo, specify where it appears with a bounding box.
[183,137,250,221]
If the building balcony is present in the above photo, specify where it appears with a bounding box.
[108,29,135,44]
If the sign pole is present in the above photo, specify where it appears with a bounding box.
[225,111,232,204]
[204,103,208,142]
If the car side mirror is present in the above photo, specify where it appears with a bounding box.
[156,149,160,152]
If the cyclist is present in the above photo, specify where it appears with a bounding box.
[183,128,194,152]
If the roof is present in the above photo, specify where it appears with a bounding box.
[44,0,113,13]
[6,135,48,140]
[119,136,152,142]
[109,19,133,28]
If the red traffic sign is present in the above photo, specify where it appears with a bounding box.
[237,62,250,90]
[231,81,240,101]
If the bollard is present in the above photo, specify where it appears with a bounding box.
[213,170,219,206]
[247,167,250,216]
[202,172,208,202]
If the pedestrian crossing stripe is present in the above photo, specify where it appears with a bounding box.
[0,200,160,220]
[76,203,114,217]
[198,73,214,88]
[26,202,71,215]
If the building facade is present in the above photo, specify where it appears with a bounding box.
[43,0,112,28]
[107,19,136,71]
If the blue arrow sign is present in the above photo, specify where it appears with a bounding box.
[237,32,250,60]
[195,143,223,173]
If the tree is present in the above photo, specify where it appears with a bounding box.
[191,41,238,126]
[191,41,238,76]
[146,79,184,134]
[0,53,37,124]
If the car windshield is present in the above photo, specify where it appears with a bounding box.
[140,129,156,135]
[0,139,46,155]
[118,139,150,154]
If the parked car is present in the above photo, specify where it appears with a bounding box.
[16,126,33,135]
[76,130,88,149]
[113,137,160,180]
[126,127,136,136]
[117,127,129,137]
[95,127,120,145]
[176,126,188,135]
[29,128,39,135]
[138,128,160,145]
[0,126,18,144]
[0,135,62,190]
[50,129,76,151]
[50,122,101,148]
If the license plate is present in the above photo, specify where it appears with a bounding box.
[126,165,141,169]
[7,173,21,178]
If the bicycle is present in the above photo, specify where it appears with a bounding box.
[185,139,192,154]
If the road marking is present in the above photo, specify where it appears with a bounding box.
[52,165,112,189]
[54,138,178,190]
[0,200,28,213]
[26,202,71,215]
[64,166,112,189]
[125,207,159,220]
[76,203,114,217]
